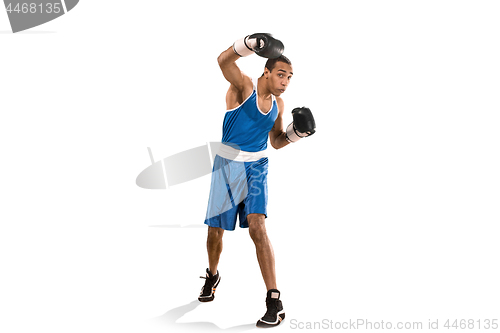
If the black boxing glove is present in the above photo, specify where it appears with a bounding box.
[233,33,284,59]
[285,107,316,143]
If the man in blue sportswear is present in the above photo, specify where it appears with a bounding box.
[198,33,316,328]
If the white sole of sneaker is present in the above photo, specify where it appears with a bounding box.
[256,310,285,327]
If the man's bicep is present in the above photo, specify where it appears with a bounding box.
[217,46,245,90]
[274,99,285,132]
[269,108,284,140]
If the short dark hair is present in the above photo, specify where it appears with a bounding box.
[264,55,292,72]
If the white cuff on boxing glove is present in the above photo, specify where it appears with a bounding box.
[233,36,258,57]
[285,122,307,143]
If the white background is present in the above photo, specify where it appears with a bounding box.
[1,1,499,332]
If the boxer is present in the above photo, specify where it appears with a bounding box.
[198,33,316,328]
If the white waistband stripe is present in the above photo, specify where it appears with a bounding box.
[216,144,267,162]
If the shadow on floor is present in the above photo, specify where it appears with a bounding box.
[152,299,256,332]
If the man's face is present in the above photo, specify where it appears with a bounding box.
[265,62,293,96]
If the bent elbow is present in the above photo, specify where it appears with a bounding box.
[270,139,282,150]
[217,52,226,67]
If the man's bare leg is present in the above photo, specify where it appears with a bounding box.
[247,213,277,290]
[199,226,224,302]
[207,226,224,274]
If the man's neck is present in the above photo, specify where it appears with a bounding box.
[257,76,273,99]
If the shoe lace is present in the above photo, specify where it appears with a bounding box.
[263,298,278,319]
[199,275,213,294]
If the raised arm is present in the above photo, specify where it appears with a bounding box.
[217,46,249,92]
[217,34,285,92]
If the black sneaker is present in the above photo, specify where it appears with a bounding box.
[256,289,285,328]
[198,268,220,302]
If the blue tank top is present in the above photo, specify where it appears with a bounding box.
[221,78,279,152]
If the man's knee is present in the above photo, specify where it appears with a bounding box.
[208,226,224,240]
[248,214,267,242]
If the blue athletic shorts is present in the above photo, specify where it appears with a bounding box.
[204,155,268,231]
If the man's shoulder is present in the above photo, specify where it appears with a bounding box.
[275,96,285,112]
